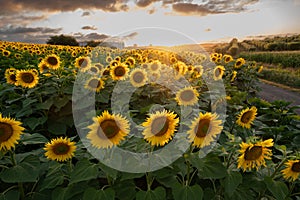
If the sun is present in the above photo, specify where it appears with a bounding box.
[142,110,179,147]
[129,68,148,87]
[44,137,76,162]
[281,160,300,182]
[236,106,257,129]
[16,69,39,88]
[187,112,222,148]
[87,110,130,149]
[175,86,199,106]
[0,113,25,151]
[237,139,273,171]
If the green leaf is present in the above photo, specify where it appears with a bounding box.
[69,159,98,184]
[264,177,289,200]
[0,190,20,200]
[172,185,203,200]
[47,120,67,135]
[51,187,67,200]
[136,187,166,200]
[190,154,227,179]
[40,163,65,191]
[36,98,54,110]
[22,98,38,108]
[82,188,115,200]
[23,116,47,130]
[0,155,40,183]
[98,163,119,180]
[53,95,71,110]
[120,172,144,181]
[223,171,242,197]
[113,180,136,200]
[21,133,48,145]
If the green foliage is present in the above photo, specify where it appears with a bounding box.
[47,34,79,46]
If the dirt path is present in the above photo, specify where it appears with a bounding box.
[258,81,300,114]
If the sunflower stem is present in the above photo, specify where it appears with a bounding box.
[9,151,25,200]
[185,145,194,186]
[270,158,287,179]
[1,185,18,195]
[146,172,153,191]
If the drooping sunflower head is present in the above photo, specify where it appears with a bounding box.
[44,137,76,162]
[234,58,246,68]
[75,56,91,72]
[223,55,233,63]
[129,68,148,87]
[175,86,199,106]
[281,160,300,182]
[0,113,25,151]
[142,110,179,147]
[16,69,39,88]
[213,65,225,81]
[87,110,130,149]
[44,54,60,70]
[84,77,105,92]
[236,106,257,129]
[187,112,222,148]
[230,71,237,82]
[237,139,273,171]
[5,68,18,85]
[110,63,129,81]
[38,60,50,73]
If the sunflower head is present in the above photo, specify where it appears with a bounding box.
[142,110,179,147]
[257,66,263,73]
[16,69,39,88]
[235,58,246,68]
[175,86,199,106]
[44,137,76,162]
[110,63,129,81]
[87,110,130,149]
[230,71,237,82]
[187,112,222,148]
[213,65,225,81]
[223,55,233,63]
[38,61,50,73]
[236,106,257,129]
[281,160,300,182]
[237,139,273,171]
[130,68,148,87]
[84,77,105,92]
[75,56,91,72]
[5,68,18,85]
[44,54,60,70]
[0,113,25,151]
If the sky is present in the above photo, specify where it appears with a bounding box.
[0,0,299,46]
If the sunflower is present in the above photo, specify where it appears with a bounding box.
[84,77,105,92]
[0,113,25,151]
[237,139,273,171]
[175,86,199,106]
[213,65,225,80]
[2,50,10,57]
[87,110,130,149]
[16,69,39,88]
[187,112,222,148]
[192,65,203,78]
[38,60,50,73]
[223,55,233,63]
[44,54,60,70]
[234,58,246,68]
[129,68,148,87]
[110,63,129,81]
[5,68,18,85]
[236,106,257,129]
[149,60,161,72]
[281,160,300,182]
[44,137,76,162]
[75,56,91,72]
[257,66,263,73]
[142,110,179,147]
[230,71,237,82]
[125,56,136,67]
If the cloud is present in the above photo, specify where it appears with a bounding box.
[122,32,138,40]
[75,32,110,42]
[171,0,259,16]
[81,11,91,17]
[148,7,156,14]
[0,26,62,34]
[81,26,98,30]
[0,14,48,27]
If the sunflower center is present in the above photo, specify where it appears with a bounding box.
[151,117,169,136]
[244,146,262,160]
[79,58,88,68]
[215,68,222,77]
[241,111,253,123]
[225,57,231,62]
[180,90,195,102]
[10,74,17,82]
[236,61,241,66]
[90,67,98,73]
[21,72,34,83]
[53,143,70,155]
[88,79,101,89]
[291,162,300,172]
[151,63,159,71]
[195,119,210,137]
[47,56,58,65]
[133,72,144,83]
[98,119,120,139]
[0,122,13,142]
[114,66,126,77]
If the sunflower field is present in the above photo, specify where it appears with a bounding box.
[0,40,300,200]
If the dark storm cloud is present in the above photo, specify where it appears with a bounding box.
[81,26,98,30]
[0,14,48,27]
[0,26,62,34]
[81,11,91,17]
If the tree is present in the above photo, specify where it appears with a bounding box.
[47,34,79,46]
